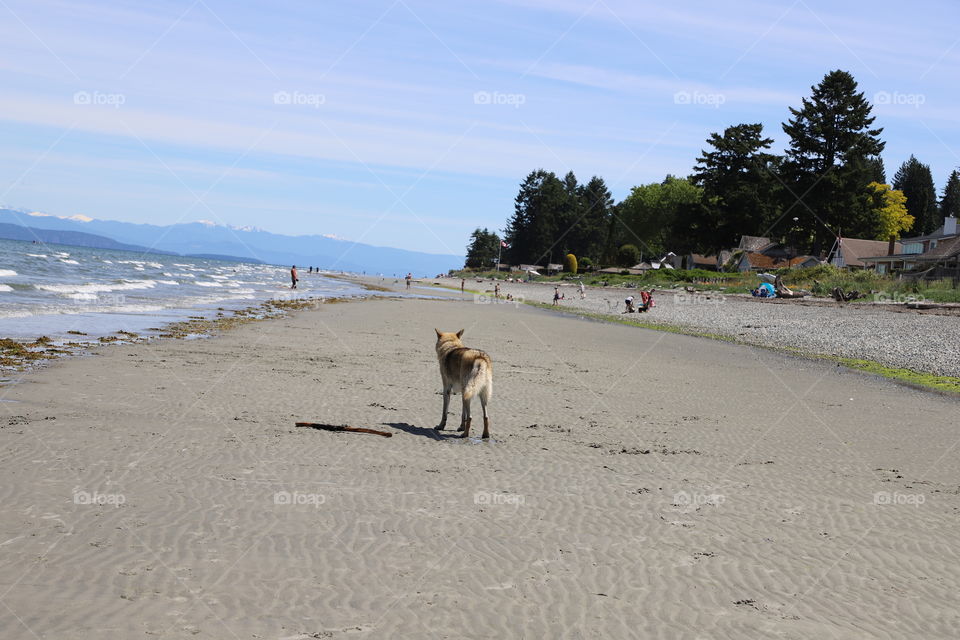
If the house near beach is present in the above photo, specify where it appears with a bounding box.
[734,252,821,272]
[828,237,902,269]
[860,216,959,276]
[684,253,721,271]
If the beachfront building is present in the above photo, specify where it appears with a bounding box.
[684,253,720,271]
[734,252,821,272]
[828,237,903,269]
[861,216,958,275]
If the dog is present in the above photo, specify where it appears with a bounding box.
[434,328,493,439]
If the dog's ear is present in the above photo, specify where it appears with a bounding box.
[434,328,442,338]
[456,329,464,338]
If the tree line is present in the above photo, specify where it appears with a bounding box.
[465,70,960,270]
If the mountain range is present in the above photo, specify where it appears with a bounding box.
[0,209,463,275]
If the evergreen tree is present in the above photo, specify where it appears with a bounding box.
[939,169,960,221]
[503,169,566,265]
[690,123,782,253]
[867,156,886,183]
[893,156,938,235]
[576,176,615,262]
[464,228,501,269]
[781,70,885,252]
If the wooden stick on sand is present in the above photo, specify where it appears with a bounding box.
[295,422,393,438]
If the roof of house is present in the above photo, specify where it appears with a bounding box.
[688,253,717,266]
[901,219,958,243]
[915,235,960,261]
[837,238,902,268]
[599,266,646,274]
[738,235,773,252]
[741,252,819,269]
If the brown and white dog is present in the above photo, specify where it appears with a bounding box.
[434,329,493,439]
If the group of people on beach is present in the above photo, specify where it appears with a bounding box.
[624,289,655,313]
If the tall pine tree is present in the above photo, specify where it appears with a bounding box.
[577,176,615,262]
[503,170,567,265]
[939,169,960,222]
[464,228,501,269]
[893,156,938,235]
[781,70,885,252]
[690,123,782,253]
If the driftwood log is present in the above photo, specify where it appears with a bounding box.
[295,422,393,437]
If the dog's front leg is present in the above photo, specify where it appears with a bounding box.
[435,385,451,430]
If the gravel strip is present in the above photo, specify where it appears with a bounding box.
[474,279,960,378]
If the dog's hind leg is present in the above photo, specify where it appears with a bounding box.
[435,384,452,430]
[479,389,490,440]
[460,396,472,438]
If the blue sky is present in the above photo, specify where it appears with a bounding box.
[1,0,958,255]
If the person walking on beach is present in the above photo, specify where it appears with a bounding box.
[553,286,561,306]
[494,283,501,299]
[405,272,412,289]
[461,278,465,293]
[290,265,298,289]
[579,280,585,299]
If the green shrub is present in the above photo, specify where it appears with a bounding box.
[617,244,640,267]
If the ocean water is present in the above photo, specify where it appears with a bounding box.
[0,237,370,339]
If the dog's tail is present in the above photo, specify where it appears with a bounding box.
[463,355,492,403]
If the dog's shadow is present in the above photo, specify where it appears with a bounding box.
[383,422,460,440]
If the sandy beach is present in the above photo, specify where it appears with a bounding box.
[2,290,960,639]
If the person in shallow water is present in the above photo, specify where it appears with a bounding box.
[290,265,298,289]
